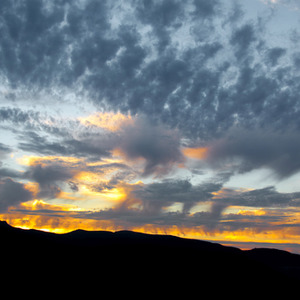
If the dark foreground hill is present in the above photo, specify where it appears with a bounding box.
[1,221,299,294]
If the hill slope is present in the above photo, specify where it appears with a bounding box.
[1,221,299,289]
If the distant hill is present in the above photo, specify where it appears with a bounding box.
[1,221,299,292]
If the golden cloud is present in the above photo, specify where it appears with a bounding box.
[182,147,208,160]
[78,111,133,132]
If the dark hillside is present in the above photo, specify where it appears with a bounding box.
[1,221,299,292]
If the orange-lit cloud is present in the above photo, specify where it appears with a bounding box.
[24,182,39,198]
[19,199,80,212]
[18,155,83,167]
[211,188,253,199]
[78,184,127,205]
[236,208,267,216]
[182,147,208,160]
[16,152,136,210]
[79,111,133,132]
[2,181,300,253]
[6,135,300,254]
[2,209,300,251]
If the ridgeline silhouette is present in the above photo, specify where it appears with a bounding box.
[1,221,299,289]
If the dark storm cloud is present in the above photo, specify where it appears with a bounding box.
[0,178,33,212]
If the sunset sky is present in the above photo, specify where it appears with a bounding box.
[1,0,300,253]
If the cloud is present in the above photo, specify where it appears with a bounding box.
[2,167,300,237]
[261,0,300,10]
[24,163,76,199]
[117,117,184,176]
[0,167,22,179]
[18,131,70,156]
[192,0,220,18]
[10,108,182,176]
[213,186,300,208]
[0,178,33,212]
[267,47,287,66]
[74,175,227,228]
[1,0,300,247]
[230,23,257,59]
[131,179,222,214]
[72,181,300,231]
[0,107,39,124]
[0,142,11,159]
[78,112,133,132]
[1,0,300,143]
[204,128,300,178]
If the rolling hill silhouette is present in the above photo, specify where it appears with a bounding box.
[1,220,299,291]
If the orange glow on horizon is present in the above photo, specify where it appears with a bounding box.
[7,136,300,254]
[1,212,300,249]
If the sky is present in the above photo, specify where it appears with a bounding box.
[1,0,300,253]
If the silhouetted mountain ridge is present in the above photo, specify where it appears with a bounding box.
[1,221,299,288]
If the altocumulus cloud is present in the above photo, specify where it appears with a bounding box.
[1,0,300,140]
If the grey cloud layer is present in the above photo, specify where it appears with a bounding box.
[78,178,300,230]
[1,0,300,140]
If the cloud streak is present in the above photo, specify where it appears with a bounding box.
[203,128,300,178]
